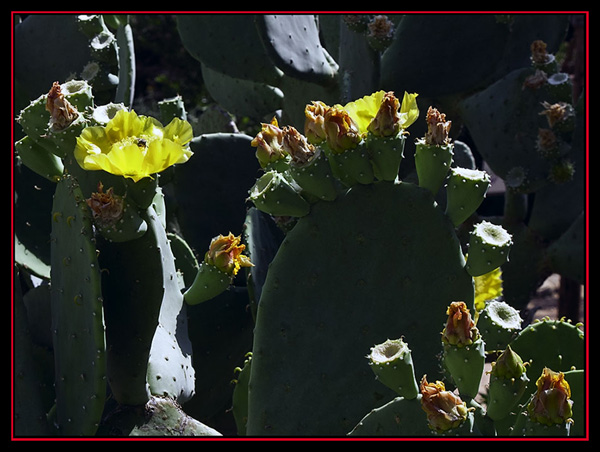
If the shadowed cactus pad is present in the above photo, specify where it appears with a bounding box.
[247,181,474,436]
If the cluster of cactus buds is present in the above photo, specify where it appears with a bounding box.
[248,90,419,217]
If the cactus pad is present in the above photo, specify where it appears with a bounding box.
[50,175,107,435]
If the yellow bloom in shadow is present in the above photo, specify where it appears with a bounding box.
[473,266,503,312]
[75,109,193,182]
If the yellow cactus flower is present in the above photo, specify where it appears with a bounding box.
[205,232,253,277]
[74,109,193,182]
[343,90,419,135]
[473,266,503,312]
[343,90,387,134]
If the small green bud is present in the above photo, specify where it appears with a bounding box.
[476,299,522,351]
[491,345,527,380]
[486,346,530,421]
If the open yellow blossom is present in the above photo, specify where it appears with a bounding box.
[343,90,419,135]
[74,109,193,182]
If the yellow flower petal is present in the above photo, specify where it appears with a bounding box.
[105,143,147,181]
[343,90,386,134]
[399,92,419,129]
[163,117,194,145]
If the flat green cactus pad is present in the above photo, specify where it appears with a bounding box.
[247,181,474,436]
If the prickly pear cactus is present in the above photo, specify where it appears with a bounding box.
[243,92,502,436]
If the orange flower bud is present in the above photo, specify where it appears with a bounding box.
[323,106,362,153]
[420,375,470,433]
[424,106,452,146]
[527,368,574,426]
[441,301,479,346]
[251,117,288,168]
[46,81,79,130]
[304,101,330,145]
[86,182,124,227]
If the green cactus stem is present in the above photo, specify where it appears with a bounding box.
[17,80,94,159]
[486,345,530,421]
[85,182,147,242]
[441,302,486,399]
[465,221,513,277]
[14,135,64,182]
[366,134,406,182]
[414,106,454,196]
[363,91,414,182]
[231,352,252,436]
[282,126,338,201]
[50,174,106,436]
[445,167,491,226]
[367,338,419,399]
[476,299,522,351]
[325,141,375,186]
[248,170,311,218]
[183,262,232,306]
